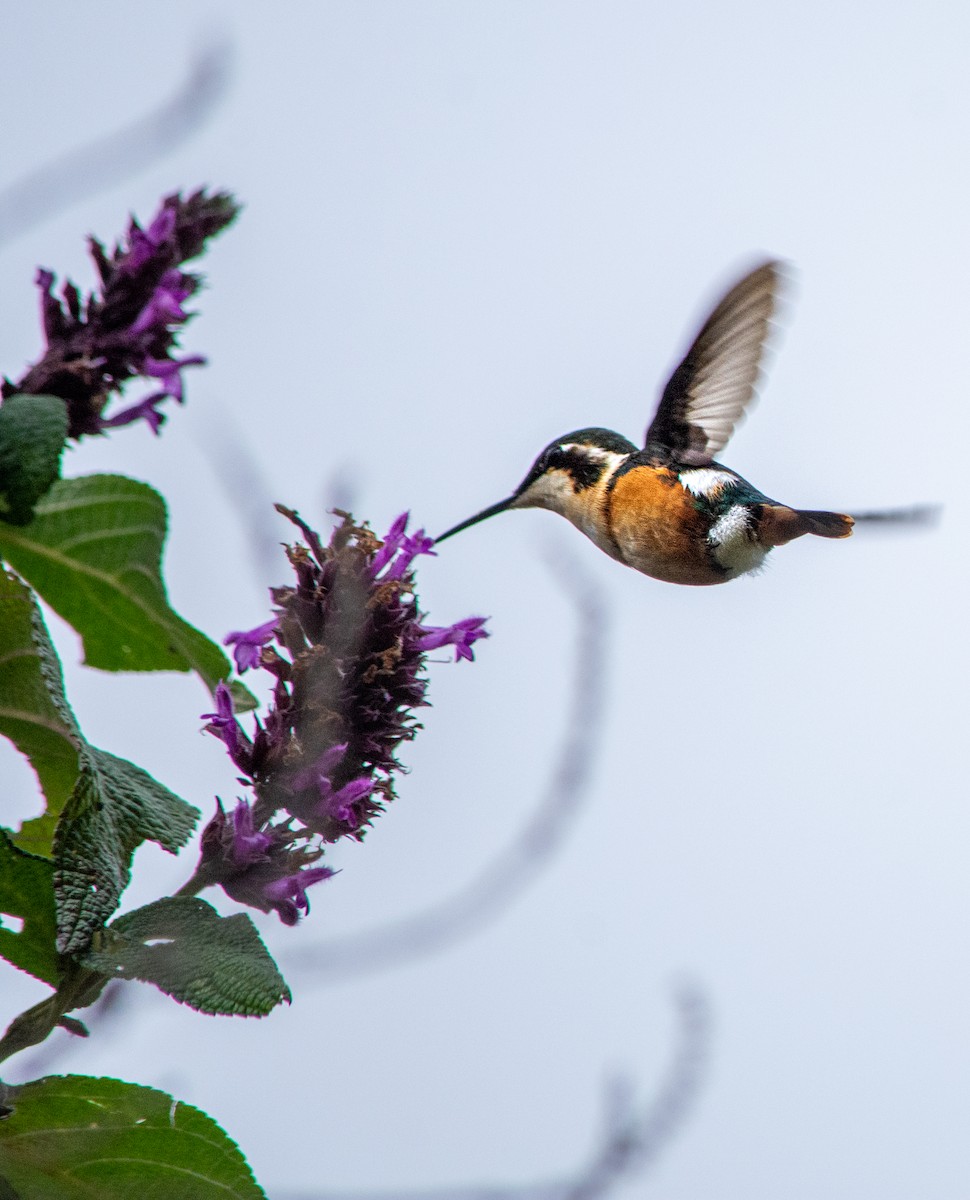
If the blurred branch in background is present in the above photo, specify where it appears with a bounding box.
[197,402,306,587]
[272,985,710,1200]
[287,540,612,983]
[562,987,709,1200]
[198,395,364,590]
[0,39,233,250]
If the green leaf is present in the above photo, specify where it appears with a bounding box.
[0,570,82,856]
[228,678,258,714]
[0,474,233,692]
[0,569,198,948]
[83,897,291,1016]
[0,571,199,916]
[0,395,68,526]
[54,750,199,956]
[0,1075,266,1199]
[0,830,58,986]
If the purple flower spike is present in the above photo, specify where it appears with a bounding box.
[224,619,279,673]
[263,867,335,925]
[4,189,239,440]
[192,507,488,926]
[416,616,490,662]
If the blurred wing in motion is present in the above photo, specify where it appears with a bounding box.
[646,260,783,466]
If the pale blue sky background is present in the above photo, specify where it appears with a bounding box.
[1,3,968,1197]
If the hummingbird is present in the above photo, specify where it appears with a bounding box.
[437,260,857,586]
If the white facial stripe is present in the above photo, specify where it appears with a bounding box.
[559,444,628,471]
[679,467,737,498]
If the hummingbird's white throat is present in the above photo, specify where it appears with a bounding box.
[513,443,629,557]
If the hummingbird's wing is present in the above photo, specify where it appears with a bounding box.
[644,260,783,466]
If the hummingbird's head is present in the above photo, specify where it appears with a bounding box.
[437,427,636,544]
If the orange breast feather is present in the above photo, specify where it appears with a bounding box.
[607,466,719,585]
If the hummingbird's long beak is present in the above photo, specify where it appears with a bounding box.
[436,496,516,543]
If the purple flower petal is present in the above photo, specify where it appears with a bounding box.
[145,204,178,244]
[143,353,206,403]
[289,743,348,792]
[415,616,489,662]
[263,866,335,925]
[99,393,168,435]
[384,530,437,580]
[130,287,188,336]
[123,205,178,272]
[229,801,273,867]
[201,681,253,773]
[319,777,373,826]
[224,618,279,673]
[369,512,410,576]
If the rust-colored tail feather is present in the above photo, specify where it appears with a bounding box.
[797,509,854,539]
[759,504,854,546]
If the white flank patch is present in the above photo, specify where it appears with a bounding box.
[679,467,737,498]
[708,504,767,577]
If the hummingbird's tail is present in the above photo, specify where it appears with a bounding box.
[758,505,854,546]
[794,509,855,539]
